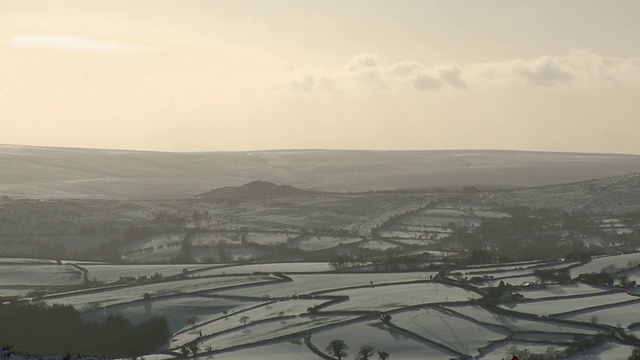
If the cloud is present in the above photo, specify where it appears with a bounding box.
[389,61,425,77]
[288,50,640,94]
[289,72,338,93]
[476,50,640,87]
[8,34,150,56]
[388,61,466,91]
[346,53,381,72]
[409,70,443,90]
[290,74,316,92]
[513,56,574,85]
[440,67,467,89]
[289,54,389,93]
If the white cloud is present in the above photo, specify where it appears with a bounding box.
[8,34,150,56]
[518,56,574,84]
[346,53,381,72]
[290,74,316,92]
[289,53,469,93]
[408,69,443,90]
[440,67,467,89]
[287,50,640,94]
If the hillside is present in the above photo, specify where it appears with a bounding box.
[195,181,319,200]
[491,172,640,212]
[3,145,640,199]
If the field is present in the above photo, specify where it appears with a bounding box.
[2,251,639,359]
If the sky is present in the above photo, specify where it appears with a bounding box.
[2,1,640,153]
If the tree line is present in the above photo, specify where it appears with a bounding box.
[0,302,170,359]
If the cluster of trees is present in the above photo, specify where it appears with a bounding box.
[79,226,155,262]
[532,268,571,285]
[147,209,211,224]
[577,271,637,288]
[325,340,389,360]
[507,345,561,360]
[446,207,621,261]
[0,302,170,358]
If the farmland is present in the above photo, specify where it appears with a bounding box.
[1,250,639,359]
[2,149,640,358]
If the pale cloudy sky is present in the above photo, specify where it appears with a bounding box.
[2,1,640,153]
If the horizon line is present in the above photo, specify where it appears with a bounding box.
[0,143,639,157]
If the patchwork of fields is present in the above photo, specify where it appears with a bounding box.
[1,251,639,359]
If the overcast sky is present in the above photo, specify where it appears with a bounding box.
[2,1,640,153]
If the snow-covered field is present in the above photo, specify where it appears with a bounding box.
[570,252,640,277]
[197,314,354,352]
[357,239,399,250]
[516,283,611,300]
[556,300,640,328]
[443,305,601,335]
[244,232,297,245]
[40,275,276,309]
[563,340,638,360]
[215,272,436,298]
[499,292,637,317]
[80,264,214,283]
[287,235,361,251]
[121,234,185,262]
[4,253,639,360]
[193,262,332,276]
[321,282,477,312]
[311,318,459,360]
[198,339,314,360]
[391,307,510,357]
[0,264,83,286]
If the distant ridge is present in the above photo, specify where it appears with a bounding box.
[195,181,318,200]
[493,172,640,212]
[3,145,640,199]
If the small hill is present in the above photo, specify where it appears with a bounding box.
[491,172,640,213]
[195,181,318,200]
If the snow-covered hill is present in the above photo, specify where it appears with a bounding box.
[3,145,640,199]
[491,172,640,212]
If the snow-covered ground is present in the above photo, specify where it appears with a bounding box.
[570,252,640,277]
[40,275,276,309]
[199,339,315,360]
[4,253,639,360]
[244,232,297,245]
[287,235,361,251]
[499,291,637,317]
[556,299,640,328]
[391,307,510,357]
[443,305,600,335]
[193,262,332,276]
[563,340,638,360]
[322,282,477,312]
[516,283,611,300]
[310,318,459,360]
[357,239,399,251]
[80,264,214,283]
[196,315,354,352]
[0,264,83,286]
[215,273,435,298]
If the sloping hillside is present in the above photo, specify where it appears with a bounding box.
[490,172,640,212]
[195,181,319,200]
[3,145,640,199]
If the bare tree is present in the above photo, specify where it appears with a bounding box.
[325,339,349,360]
[239,315,250,330]
[187,315,197,333]
[356,345,374,360]
[378,350,389,360]
[187,342,199,359]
